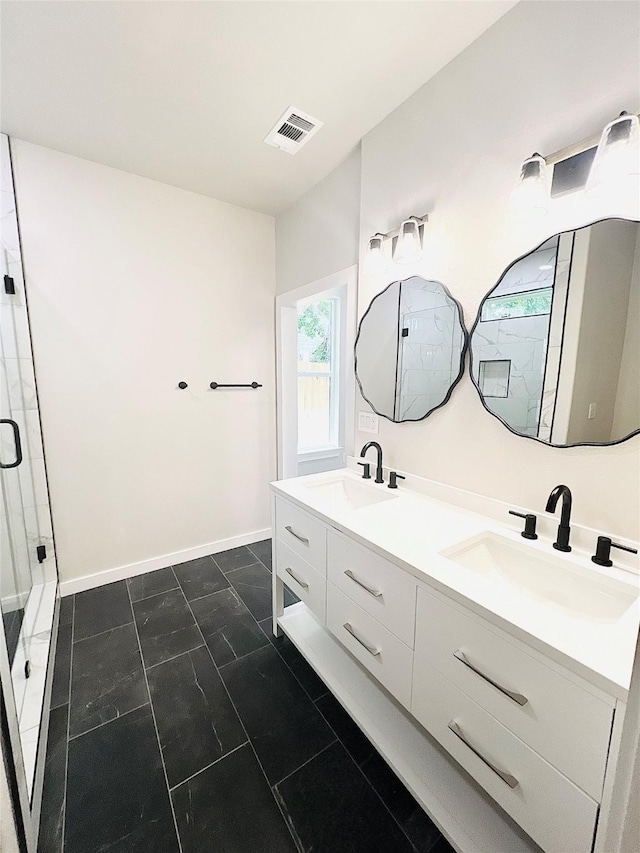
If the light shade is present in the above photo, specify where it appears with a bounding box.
[365,233,387,274]
[585,113,640,205]
[510,153,549,218]
[393,218,422,264]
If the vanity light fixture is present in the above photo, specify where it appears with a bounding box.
[512,111,640,217]
[393,217,424,264]
[510,153,549,218]
[365,233,388,274]
[365,214,429,272]
[585,112,640,204]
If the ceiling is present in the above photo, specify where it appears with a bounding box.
[0,1,517,215]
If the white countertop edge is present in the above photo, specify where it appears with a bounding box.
[270,468,640,702]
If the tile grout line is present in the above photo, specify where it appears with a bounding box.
[60,593,74,853]
[129,585,180,604]
[256,619,329,706]
[216,638,271,671]
[246,543,272,569]
[221,561,263,577]
[311,695,426,853]
[179,585,304,853]
[144,644,206,672]
[270,738,338,790]
[127,585,182,605]
[125,581,185,853]
[167,740,250,791]
[72,619,134,646]
[67,702,151,743]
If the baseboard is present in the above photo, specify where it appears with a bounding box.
[59,528,272,596]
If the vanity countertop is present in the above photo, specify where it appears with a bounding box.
[271,466,640,701]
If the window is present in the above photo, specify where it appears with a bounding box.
[297,297,340,452]
[481,287,553,321]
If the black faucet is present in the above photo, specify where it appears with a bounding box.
[360,441,384,484]
[545,485,572,552]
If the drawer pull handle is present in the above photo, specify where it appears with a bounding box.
[285,567,309,590]
[344,570,383,598]
[448,721,519,789]
[285,525,309,546]
[453,650,528,707]
[343,622,381,657]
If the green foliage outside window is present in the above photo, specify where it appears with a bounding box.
[298,299,332,362]
[481,288,552,321]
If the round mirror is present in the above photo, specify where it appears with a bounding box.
[355,276,467,422]
[469,218,640,447]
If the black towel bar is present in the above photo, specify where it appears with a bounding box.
[209,382,262,389]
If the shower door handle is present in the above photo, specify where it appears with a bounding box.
[0,419,23,468]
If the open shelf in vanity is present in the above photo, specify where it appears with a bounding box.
[277,601,537,853]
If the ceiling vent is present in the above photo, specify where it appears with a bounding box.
[264,106,323,154]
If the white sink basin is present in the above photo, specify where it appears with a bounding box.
[442,532,638,622]
[303,476,396,510]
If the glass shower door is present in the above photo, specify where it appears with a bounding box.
[0,132,58,815]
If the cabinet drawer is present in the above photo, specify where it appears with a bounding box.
[412,659,598,853]
[415,587,613,800]
[275,497,327,575]
[327,530,417,647]
[327,583,413,709]
[276,539,326,623]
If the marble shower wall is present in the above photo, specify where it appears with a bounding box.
[472,242,557,438]
[473,313,551,436]
[396,281,463,421]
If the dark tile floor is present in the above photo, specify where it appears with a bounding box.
[38,539,454,853]
[2,606,24,666]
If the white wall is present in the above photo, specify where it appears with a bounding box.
[12,141,276,586]
[567,220,637,444]
[277,0,640,539]
[276,147,360,295]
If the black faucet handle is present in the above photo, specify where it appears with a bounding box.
[592,536,638,567]
[612,541,638,554]
[388,471,405,490]
[508,510,538,540]
[357,462,371,480]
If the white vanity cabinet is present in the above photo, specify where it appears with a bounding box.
[412,586,615,801]
[271,492,625,853]
[411,586,615,853]
[412,660,599,853]
[274,499,328,623]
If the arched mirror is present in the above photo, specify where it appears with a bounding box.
[355,276,467,422]
[470,218,640,447]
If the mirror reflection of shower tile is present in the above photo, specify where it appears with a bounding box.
[478,359,510,398]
